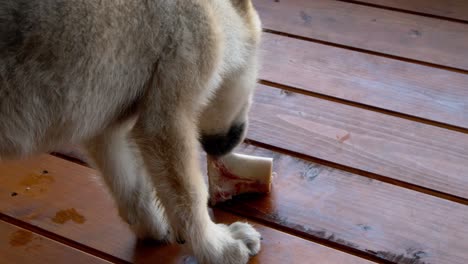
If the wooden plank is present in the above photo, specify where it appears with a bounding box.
[248,85,468,200]
[0,220,110,264]
[50,144,468,263]
[253,0,468,70]
[221,144,468,264]
[259,32,468,129]
[0,155,372,264]
[356,0,468,21]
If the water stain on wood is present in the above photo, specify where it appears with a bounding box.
[337,132,350,143]
[268,212,289,226]
[279,89,293,97]
[357,224,372,231]
[406,248,428,259]
[366,250,428,264]
[18,171,55,196]
[409,29,422,38]
[300,11,312,25]
[267,212,360,249]
[52,208,86,224]
[20,172,54,187]
[9,230,34,247]
[300,163,322,182]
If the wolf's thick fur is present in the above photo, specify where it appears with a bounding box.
[0,0,262,263]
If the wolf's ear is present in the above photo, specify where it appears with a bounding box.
[230,0,251,12]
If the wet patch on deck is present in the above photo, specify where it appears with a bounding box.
[52,208,86,224]
[17,170,55,196]
[9,230,34,247]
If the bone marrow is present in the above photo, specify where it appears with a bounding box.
[207,153,273,205]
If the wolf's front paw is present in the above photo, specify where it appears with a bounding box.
[229,222,261,255]
[194,222,261,264]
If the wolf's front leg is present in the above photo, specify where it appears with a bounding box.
[85,121,170,241]
[133,113,261,264]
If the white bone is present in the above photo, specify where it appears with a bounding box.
[207,153,273,205]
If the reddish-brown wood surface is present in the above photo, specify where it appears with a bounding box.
[248,85,468,200]
[0,155,373,264]
[259,32,468,129]
[253,0,468,70]
[53,144,468,264]
[0,220,110,264]
[220,144,468,264]
[356,0,468,21]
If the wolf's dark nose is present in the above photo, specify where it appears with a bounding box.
[200,123,246,157]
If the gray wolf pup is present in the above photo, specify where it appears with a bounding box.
[0,0,262,263]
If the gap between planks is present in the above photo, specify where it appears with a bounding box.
[259,80,468,134]
[262,29,468,75]
[0,213,128,264]
[334,0,468,24]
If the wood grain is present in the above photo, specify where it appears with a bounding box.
[356,0,468,21]
[259,32,468,129]
[0,220,110,264]
[248,85,468,199]
[53,145,468,263]
[0,155,372,264]
[221,144,468,264]
[253,0,468,70]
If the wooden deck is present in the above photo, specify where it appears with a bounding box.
[1,1,468,263]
